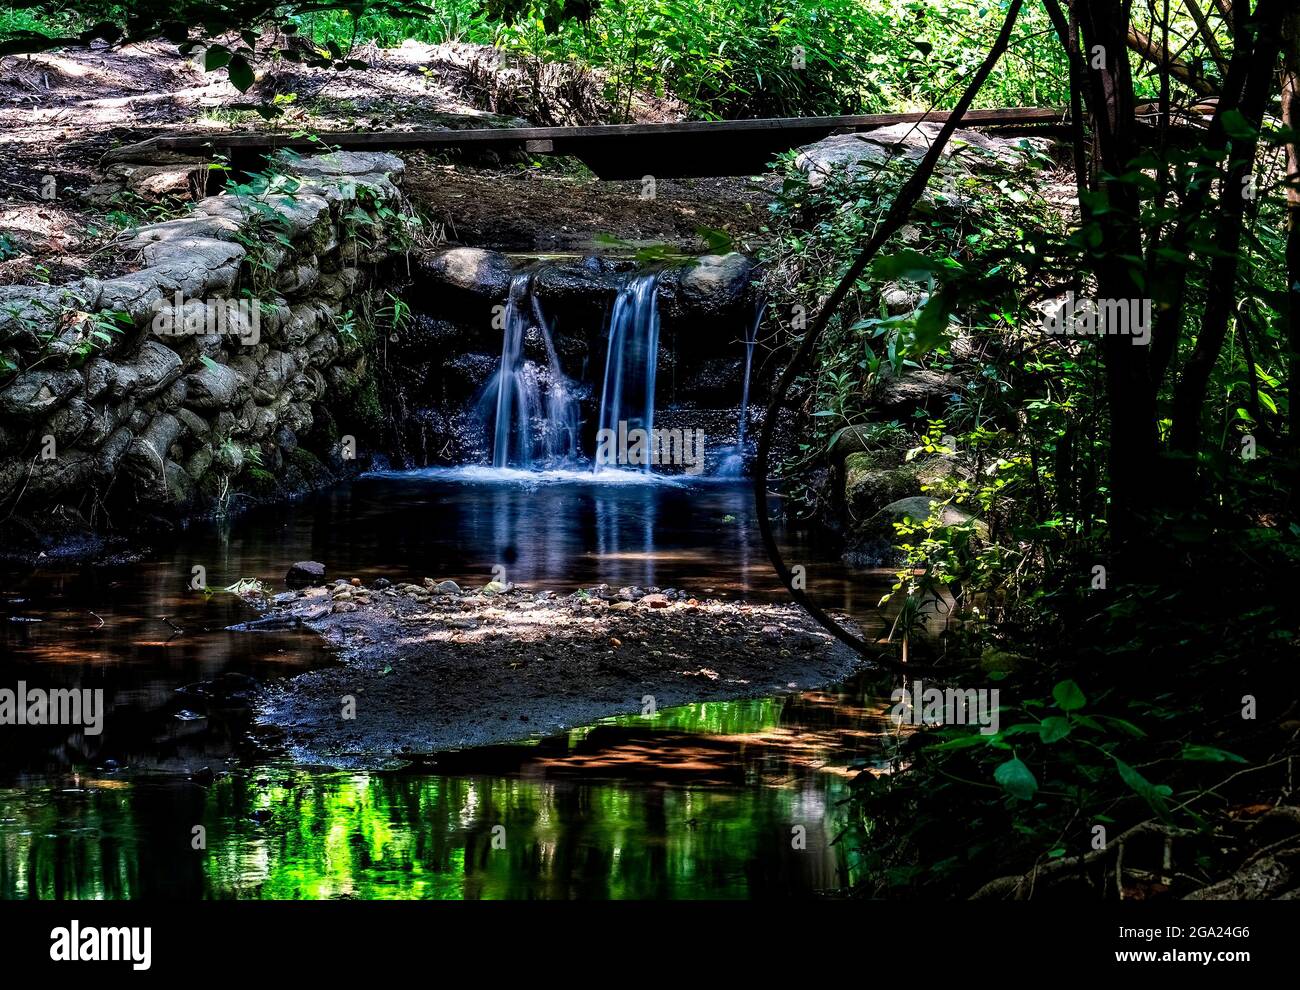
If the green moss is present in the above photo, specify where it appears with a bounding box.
[287,447,327,479]
[241,466,282,498]
[344,373,384,435]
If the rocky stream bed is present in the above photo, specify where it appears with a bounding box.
[242,568,866,764]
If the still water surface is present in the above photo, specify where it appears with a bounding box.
[0,474,895,898]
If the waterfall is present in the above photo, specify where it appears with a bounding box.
[718,298,765,478]
[488,274,580,469]
[596,274,661,473]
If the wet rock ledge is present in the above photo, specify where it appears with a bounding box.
[247,575,865,764]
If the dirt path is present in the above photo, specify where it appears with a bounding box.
[248,577,865,764]
[0,38,771,282]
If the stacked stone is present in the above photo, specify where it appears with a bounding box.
[0,151,406,514]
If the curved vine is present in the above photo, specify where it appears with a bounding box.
[751,0,1026,674]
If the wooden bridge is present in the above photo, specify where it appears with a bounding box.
[126,107,1067,179]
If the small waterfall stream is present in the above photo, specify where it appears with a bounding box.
[487,274,580,469]
[477,264,757,478]
[596,273,662,474]
[718,298,765,478]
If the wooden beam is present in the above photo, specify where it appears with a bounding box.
[127,108,1069,178]
[150,107,1066,152]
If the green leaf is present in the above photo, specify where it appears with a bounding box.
[696,226,733,253]
[872,249,951,281]
[1097,715,1146,738]
[1114,757,1172,815]
[204,44,231,72]
[930,733,989,752]
[1039,716,1072,743]
[1052,679,1086,711]
[994,757,1038,800]
[912,290,954,353]
[227,53,255,93]
[1180,744,1248,764]
[1220,109,1256,142]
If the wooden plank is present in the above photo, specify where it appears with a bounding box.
[153,107,1064,151]
[139,107,1069,178]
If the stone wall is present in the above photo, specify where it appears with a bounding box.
[0,150,408,534]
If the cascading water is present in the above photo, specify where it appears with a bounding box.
[477,264,755,479]
[486,274,580,469]
[718,298,765,478]
[596,273,661,474]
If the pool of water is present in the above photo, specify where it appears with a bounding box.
[0,474,896,899]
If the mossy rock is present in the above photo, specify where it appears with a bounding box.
[304,403,340,449]
[844,453,923,522]
[830,424,907,463]
[241,466,282,498]
[843,453,959,524]
[287,447,329,484]
[859,495,988,543]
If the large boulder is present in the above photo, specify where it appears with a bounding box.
[286,560,326,588]
[843,454,959,524]
[0,284,78,351]
[124,412,185,476]
[139,237,246,294]
[45,398,96,448]
[872,368,960,412]
[795,122,1047,189]
[0,370,84,421]
[279,151,405,204]
[110,340,184,400]
[418,247,514,301]
[863,495,986,540]
[676,252,752,318]
[184,362,250,410]
[200,192,331,244]
[532,262,622,305]
[283,150,405,181]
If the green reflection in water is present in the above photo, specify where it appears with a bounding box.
[571,696,788,741]
[2,692,877,900]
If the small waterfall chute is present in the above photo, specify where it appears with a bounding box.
[486,274,580,469]
[717,297,765,478]
[596,273,662,474]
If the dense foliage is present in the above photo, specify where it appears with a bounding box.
[755,0,1299,897]
[1,1,1071,118]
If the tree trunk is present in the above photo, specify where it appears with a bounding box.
[1283,11,1300,459]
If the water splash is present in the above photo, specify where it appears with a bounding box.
[717,297,765,478]
[486,274,580,469]
[596,274,661,474]
[363,465,685,487]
